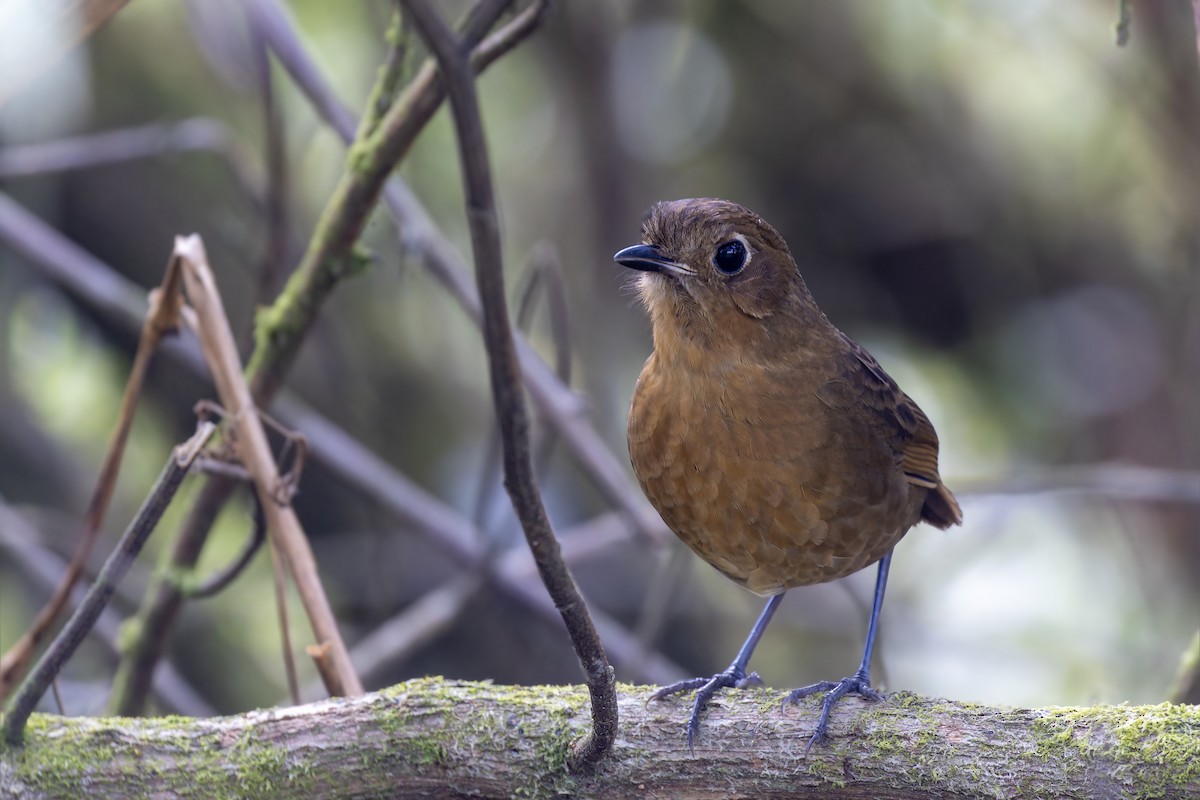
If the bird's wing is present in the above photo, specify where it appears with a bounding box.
[840,343,962,527]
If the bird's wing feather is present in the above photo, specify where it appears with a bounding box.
[844,344,947,490]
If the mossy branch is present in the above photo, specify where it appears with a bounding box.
[2,678,1197,799]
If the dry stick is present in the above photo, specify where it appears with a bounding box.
[402,0,616,772]
[1,421,216,747]
[269,527,302,706]
[176,235,363,697]
[0,193,682,699]
[103,0,547,717]
[0,504,217,716]
[0,257,185,704]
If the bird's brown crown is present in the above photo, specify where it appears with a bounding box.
[622,197,826,360]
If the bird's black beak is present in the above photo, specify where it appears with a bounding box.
[613,244,694,276]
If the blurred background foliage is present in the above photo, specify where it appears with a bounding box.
[0,0,1196,720]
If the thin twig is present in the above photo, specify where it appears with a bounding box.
[98,0,554,714]
[239,0,514,403]
[250,29,291,312]
[176,234,363,698]
[358,5,408,140]
[0,497,212,717]
[2,420,216,747]
[0,118,264,206]
[402,0,616,771]
[251,0,668,549]
[0,188,684,693]
[0,248,185,704]
[182,496,266,600]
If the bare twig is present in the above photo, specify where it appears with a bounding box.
[358,6,408,140]
[250,30,290,310]
[402,0,616,771]
[97,0,558,714]
[2,421,216,747]
[240,0,514,403]
[181,496,266,600]
[0,118,263,205]
[0,190,683,692]
[176,234,363,698]
[269,522,301,706]
[252,0,667,551]
[0,247,185,704]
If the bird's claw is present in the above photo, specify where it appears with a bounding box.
[649,665,757,750]
[781,670,883,753]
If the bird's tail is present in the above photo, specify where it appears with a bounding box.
[922,483,963,529]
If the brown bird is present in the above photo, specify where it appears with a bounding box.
[614,197,962,750]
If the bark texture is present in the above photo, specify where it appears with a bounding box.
[1,678,1197,799]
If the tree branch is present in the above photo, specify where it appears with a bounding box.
[401,0,616,771]
[175,235,363,699]
[2,421,217,746]
[2,679,1196,799]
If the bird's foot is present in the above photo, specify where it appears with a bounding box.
[649,666,764,750]
[781,669,883,754]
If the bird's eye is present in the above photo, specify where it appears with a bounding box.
[713,239,747,275]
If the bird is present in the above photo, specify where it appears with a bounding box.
[613,197,962,751]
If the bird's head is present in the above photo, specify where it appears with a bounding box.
[614,198,820,356]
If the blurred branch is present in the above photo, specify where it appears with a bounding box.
[954,463,1200,504]
[6,679,1199,799]
[250,33,290,310]
[0,190,684,691]
[253,0,667,551]
[0,241,185,705]
[473,243,572,535]
[1116,0,1132,46]
[175,235,362,698]
[103,0,533,713]
[2,420,216,747]
[0,500,215,717]
[239,0,515,402]
[0,118,264,207]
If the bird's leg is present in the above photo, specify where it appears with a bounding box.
[650,592,785,749]
[783,549,893,753]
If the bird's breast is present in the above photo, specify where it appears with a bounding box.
[628,353,920,595]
